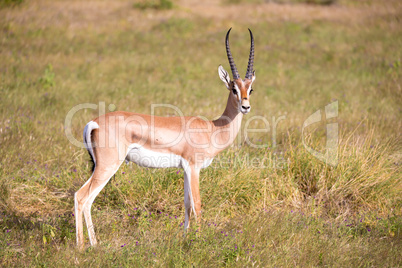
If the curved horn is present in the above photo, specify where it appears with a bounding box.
[225,28,240,80]
[245,28,254,80]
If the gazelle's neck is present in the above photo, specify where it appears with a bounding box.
[211,94,243,149]
[213,94,242,126]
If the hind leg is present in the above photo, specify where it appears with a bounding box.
[75,163,121,249]
[82,189,102,245]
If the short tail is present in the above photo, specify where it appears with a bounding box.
[83,121,99,172]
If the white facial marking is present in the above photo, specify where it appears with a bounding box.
[247,85,253,97]
[233,84,241,101]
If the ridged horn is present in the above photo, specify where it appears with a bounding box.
[225,28,240,80]
[245,28,254,80]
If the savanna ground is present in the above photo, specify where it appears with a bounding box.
[0,0,401,266]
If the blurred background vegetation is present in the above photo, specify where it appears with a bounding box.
[0,0,401,266]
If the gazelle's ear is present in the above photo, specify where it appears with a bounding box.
[218,65,231,90]
[252,70,256,83]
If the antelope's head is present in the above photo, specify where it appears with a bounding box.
[218,28,255,115]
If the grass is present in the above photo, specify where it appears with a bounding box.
[0,0,23,9]
[133,0,174,10]
[0,0,401,266]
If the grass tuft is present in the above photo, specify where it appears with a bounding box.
[133,0,174,10]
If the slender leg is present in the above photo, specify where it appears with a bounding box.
[83,193,98,245]
[183,169,192,231]
[190,168,202,223]
[183,165,201,232]
[83,178,110,246]
[75,164,121,249]
[75,181,90,249]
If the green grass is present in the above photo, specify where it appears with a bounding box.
[0,0,23,9]
[0,0,401,266]
[133,0,174,10]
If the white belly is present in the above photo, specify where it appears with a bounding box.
[125,144,183,168]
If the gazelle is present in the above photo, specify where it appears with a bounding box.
[75,28,256,248]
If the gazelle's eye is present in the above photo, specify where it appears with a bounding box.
[250,88,254,95]
[232,88,237,95]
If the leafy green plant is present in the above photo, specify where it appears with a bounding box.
[38,64,55,89]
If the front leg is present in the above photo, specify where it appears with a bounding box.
[183,164,201,232]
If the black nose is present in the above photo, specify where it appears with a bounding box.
[242,105,250,110]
